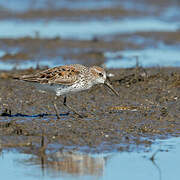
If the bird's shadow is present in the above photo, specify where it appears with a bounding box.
[0,110,69,118]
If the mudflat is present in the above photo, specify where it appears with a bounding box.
[0,67,179,152]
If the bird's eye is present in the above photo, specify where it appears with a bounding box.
[98,73,103,77]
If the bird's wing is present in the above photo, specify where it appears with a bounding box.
[17,65,80,85]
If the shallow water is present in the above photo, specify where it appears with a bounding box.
[0,19,179,39]
[1,0,180,69]
[105,48,180,68]
[0,57,65,70]
[1,45,180,69]
[0,137,180,180]
[0,0,125,11]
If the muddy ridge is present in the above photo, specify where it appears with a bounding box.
[0,7,146,20]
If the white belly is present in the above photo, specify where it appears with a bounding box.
[30,81,93,96]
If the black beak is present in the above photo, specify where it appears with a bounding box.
[104,80,119,96]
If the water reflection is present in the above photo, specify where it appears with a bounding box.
[151,157,162,180]
[0,137,180,180]
[24,151,106,177]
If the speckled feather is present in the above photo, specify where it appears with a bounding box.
[19,64,88,85]
[15,64,109,96]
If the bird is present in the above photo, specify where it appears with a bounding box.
[14,64,119,118]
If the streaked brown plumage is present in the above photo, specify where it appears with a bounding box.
[15,64,119,118]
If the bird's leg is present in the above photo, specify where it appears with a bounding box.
[53,96,60,119]
[63,96,83,118]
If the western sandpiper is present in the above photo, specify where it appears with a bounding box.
[14,64,119,118]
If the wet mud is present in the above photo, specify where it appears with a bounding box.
[0,67,179,153]
[0,0,180,155]
[0,0,180,21]
[0,7,144,21]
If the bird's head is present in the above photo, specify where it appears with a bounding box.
[90,66,107,84]
[90,66,119,96]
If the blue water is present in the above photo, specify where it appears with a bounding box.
[0,137,179,180]
[1,46,180,70]
[0,0,122,11]
[0,17,180,69]
[0,57,66,70]
[105,48,180,68]
[0,18,179,39]
[0,50,5,58]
